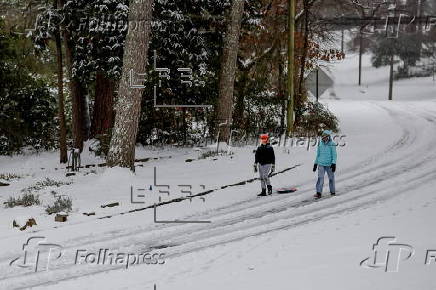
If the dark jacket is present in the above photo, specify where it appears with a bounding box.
[255,144,275,165]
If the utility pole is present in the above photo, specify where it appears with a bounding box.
[433,44,435,82]
[387,2,396,101]
[286,0,295,135]
[358,31,363,86]
[316,68,319,101]
[341,29,344,54]
[341,14,345,54]
[433,59,435,82]
[388,53,394,100]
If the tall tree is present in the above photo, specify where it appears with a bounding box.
[297,0,310,109]
[286,0,295,134]
[30,0,69,161]
[107,0,153,169]
[65,45,87,151]
[216,0,245,143]
[54,0,67,162]
[60,0,87,152]
[66,0,129,139]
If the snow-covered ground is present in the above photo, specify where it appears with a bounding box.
[0,53,435,290]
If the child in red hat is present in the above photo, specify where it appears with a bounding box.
[254,134,275,196]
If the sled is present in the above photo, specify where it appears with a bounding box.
[275,187,298,194]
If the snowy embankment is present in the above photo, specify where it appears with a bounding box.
[0,53,435,290]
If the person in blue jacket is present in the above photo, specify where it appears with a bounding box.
[313,130,337,199]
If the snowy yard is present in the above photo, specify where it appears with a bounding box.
[1,53,436,290]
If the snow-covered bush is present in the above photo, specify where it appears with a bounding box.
[21,178,72,194]
[5,193,41,208]
[45,196,72,215]
[198,150,232,159]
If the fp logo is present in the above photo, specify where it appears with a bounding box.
[360,237,414,272]
[10,236,63,272]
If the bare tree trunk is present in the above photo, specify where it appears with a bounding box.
[286,0,296,135]
[182,108,187,145]
[279,60,286,134]
[107,0,153,169]
[66,64,86,152]
[232,68,248,130]
[54,0,67,163]
[297,4,309,108]
[68,66,86,151]
[91,72,115,137]
[216,0,245,143]
[59,0,86,152]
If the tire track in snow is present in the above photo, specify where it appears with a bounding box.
[0,102,430,287]
[2,102,436,289]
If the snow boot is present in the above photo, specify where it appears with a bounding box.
[267,185,273,195]
[258,188,267,197]
[314,192,322,199]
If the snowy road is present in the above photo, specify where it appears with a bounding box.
[1,99,436,290]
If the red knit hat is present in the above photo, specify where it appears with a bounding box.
[260,134,269,141]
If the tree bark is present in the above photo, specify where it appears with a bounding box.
[54,0,67,163]
[216,0,245,143]
[59,0,87,152]
[286,0,296,135]
[67,61,86,151]
[91,72,115,137]
[279,61,286,135]
[297,4,309,112]
[232,68,248,130]
[107,0,153,169]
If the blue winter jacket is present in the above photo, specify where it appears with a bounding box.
[315,137,337,166]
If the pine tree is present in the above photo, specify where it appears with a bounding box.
[68,0,129,138]
[53,0,67,163]
[29,0,68,162]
